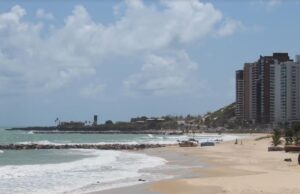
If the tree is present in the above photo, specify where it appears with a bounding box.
[272,129,282,146]
[292,124,300,145]
[284,128,294,145]
[54,118,59,126]
[105,120,113,125]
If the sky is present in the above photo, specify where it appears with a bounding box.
[0,0,299,126]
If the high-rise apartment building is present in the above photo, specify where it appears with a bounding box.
[270,57,300,124]
[236,53,300,125]
[257,53,292,124]
[235,70,244,119]
[243,63,259,123]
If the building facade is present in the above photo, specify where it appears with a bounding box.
[243,62,259,123]
[236,53,300,125]
[235,70,244,119]
[270,58,300,124]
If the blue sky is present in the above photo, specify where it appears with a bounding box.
[0,0,299,126]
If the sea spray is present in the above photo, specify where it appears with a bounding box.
[0,149,167,194]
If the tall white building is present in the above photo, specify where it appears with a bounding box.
[270,56,300,125]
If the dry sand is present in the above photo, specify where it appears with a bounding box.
[90,134,300,194]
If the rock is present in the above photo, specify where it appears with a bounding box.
[285,145,300,152]
[200,142,215,147]
[138,179,146,182]
[284,158,292,162]
[0,143,166,150]
[268,146,284,151]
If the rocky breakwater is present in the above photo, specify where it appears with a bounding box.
[0,143,167,150]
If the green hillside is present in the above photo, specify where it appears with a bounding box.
[202,103,239,128]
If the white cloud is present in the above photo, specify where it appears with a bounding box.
[123,51,198,96]
[36,9,54,20]
[80,83,106,97]
[0,1,240,96]
[0,5,26,30]
[125,0,145,9]
[217,19,242,37]
[251,0,282,10]
[267,0,282,7]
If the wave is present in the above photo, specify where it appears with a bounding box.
[0,150,3,154]
[15,140,177,146]
[14,134,248,147]
[17,140,63,145]
[0,149,167,194]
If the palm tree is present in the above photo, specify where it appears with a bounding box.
[272,129,282,146]
[54,118,59,126]
[292,124,300,145]
[284,128,294,145]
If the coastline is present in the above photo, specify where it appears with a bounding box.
[89,134,300,194]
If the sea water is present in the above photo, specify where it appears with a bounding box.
[0,128,245,194]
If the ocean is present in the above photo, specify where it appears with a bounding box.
[0,128,244,194]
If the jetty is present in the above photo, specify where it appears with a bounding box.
[0,143,169,150]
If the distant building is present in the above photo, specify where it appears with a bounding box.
[243,62,259,123]
[58,121,85,129]
[146,118,165,122]
[235,70,244,120]
[93,115,98,126]
[177,120,186,125]
[257,53,292,124]
[270,57,300,124]
[236,53,300,125]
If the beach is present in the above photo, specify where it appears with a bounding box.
[92,134,300,194]
[0,130,246,193]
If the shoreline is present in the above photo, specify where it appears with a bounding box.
[86,144,206,194]
[89,134,300,194]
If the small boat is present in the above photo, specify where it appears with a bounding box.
[200,142,215,147]
[178,139,199,147]
[214,138,223,142]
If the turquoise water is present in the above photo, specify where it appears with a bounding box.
[0,149,94,166]
[0,128,243,194]
[0,128,171,194]
[0,128,178,145]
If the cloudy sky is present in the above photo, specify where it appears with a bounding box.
[0,0,299,126]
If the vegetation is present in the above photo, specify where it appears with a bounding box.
[200,103,237,128]
[284,128,294,145]
[272,129,282,146]
[283,124,300,145]
[105,120,113,125]
[293,124,300,145]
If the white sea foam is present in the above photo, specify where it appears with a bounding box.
[221,134,249,142]
[17,140,62,145]
[15,134,251,146]
[0,149,167,194]
[0,150,3,153]
[147,134,154,138]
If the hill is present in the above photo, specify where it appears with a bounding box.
[201,102,240,128]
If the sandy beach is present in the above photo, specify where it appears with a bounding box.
[90,134,300,194]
